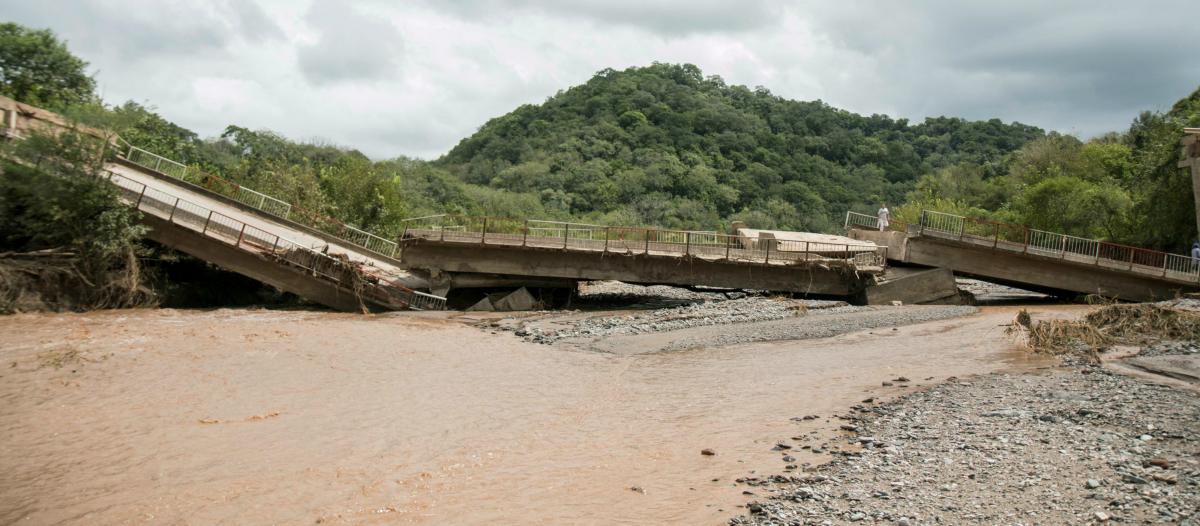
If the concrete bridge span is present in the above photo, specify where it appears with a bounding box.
[847,211,1200,302]
[399,215,887,300]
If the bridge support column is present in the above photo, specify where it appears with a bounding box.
[1182,129,1200,241]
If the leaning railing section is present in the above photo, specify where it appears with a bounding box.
[901,210,1200,284]
[117,142,402,259]
[103,170,445,310]
[400,214,888,269]
[843,211,909,233]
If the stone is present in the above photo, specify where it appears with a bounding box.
[701,448,716,456]
[1086,479,1101,489]
[1122,474,1148,484]
[466,296,495,312]
[1094,511,1110,521]
[1148,457,1170,469]
[493,287,537,311]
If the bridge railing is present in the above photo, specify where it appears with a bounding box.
[914,210,1199,283]
[843,211,908,232]
[103,170,445,310]
[400,214,888,269]
[116,141,409,259]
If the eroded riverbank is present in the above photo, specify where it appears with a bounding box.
[0,303,1064,524]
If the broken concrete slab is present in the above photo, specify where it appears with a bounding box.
[466,296,495,312]
[493,287,537,312]
[866,267,960,305]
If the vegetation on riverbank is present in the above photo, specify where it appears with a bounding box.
[2,21,1198,313]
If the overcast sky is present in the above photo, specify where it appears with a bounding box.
[4,1,1197,159]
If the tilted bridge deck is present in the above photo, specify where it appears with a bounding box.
[102,166,446,311]
[846,211,1200,301]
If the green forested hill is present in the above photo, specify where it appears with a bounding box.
[6,20,1198,251]
[437,63,1044,231]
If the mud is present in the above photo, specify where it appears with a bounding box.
[0,305,1063,525]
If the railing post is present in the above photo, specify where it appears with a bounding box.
[1128,248,1135,270]
[603,227,610,252]
[958,217,965,241]
[1162,254,1169,277]
[806,241,811,261]
[481,218,488,244]
[202,210,213,234]
[725,235,732,260]
[1059,235,1067,259]
[765,240,771,264]
[919,211,926,236]
[1022,228,1030,254]
[685,232,691,256]
[440,222,446,242]
[563,223,570,249]
[992,223,999,248]
[236,224,247,247]
[522,220,529,246]
[644,229,651,254]
[153,157,162,172]
[271,236,279,254]
[135,186,147,208]
[167,197,180,222]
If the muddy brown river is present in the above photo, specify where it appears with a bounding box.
[0,306,1070,524]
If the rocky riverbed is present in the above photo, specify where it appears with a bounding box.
[485,281,976,348]
[729,364,1200,525]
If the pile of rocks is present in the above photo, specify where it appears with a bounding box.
[514,296,833,344]
[659,305,976,352]
[731,367,1200,525]
[1138,340,1200,358]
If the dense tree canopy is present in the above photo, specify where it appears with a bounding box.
[3,22,1198,254]
[437,63,1044,231]
[0,23,95,109]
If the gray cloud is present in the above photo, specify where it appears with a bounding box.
[414,0,784,35]
[297,1,403,86]
[1,1,1196,159]
[792,1,1198,136]
[0,0,282,61]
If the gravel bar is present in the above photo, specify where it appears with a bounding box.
[730,366,1200,525]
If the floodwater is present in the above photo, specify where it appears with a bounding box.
[0,306,1070,525]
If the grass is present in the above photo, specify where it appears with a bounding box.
[1011,303,1200,356]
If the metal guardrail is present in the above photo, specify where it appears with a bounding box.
[102,170,445,310]
[844,211,908,233]
[117,143,407,259]
[906,210,1200,284]
[400,214,888,269]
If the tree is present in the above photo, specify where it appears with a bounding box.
[0,23,96,109]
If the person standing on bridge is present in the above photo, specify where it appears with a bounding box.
[1191,241,1199,269]
[877,203,890,231]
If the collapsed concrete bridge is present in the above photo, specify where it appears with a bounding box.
[397,215,887,304]
[4,95,894,309]
[846,211,1200,302]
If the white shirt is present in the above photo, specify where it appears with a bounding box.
[877,207,890,223]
